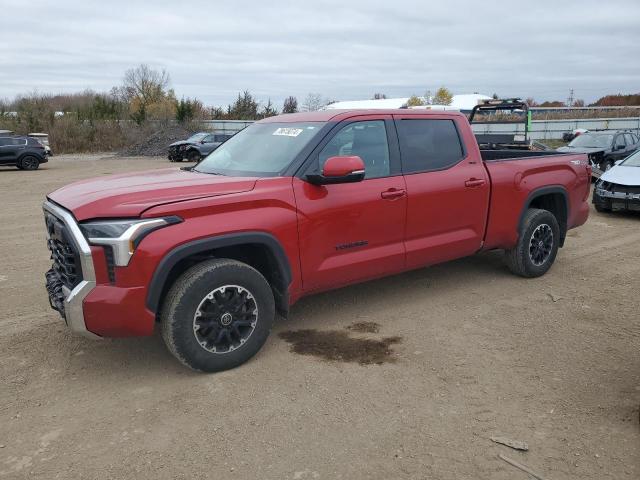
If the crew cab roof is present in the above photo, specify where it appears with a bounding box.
[258,109,467,123]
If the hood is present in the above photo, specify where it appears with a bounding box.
[557,146,607,154]
[48,168,257,220]
[600,165,640,186]
[169,140,193,147]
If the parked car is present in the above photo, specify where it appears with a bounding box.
[0,135,48,170]
[557,131,639,175]
[562,128,590,142]
[592,149,640,212]
[43,109,590,372]
[168,132,233,162]
[28,133,52,156]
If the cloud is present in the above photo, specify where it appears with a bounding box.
[1,0,639,106]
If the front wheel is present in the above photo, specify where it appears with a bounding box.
[161,259,275,372]
[187,150,201,163]
[19,155,40,170]
[504,208,560,278]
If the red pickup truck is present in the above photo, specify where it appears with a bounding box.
[43,109,591,372]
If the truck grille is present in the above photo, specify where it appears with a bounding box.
[45,212,82,289]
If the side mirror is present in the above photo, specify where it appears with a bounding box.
[306,156,365,185]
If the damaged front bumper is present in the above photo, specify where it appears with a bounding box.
[43,201,101,339]
[594,183,640,211]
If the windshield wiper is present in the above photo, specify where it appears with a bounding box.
[191,168,224,175]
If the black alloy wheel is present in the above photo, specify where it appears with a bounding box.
[193,285,258,354]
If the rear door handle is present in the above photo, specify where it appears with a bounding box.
[381,188,406,200]
[465,178,486,188]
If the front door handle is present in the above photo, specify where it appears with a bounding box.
[381,188,406,200]
[465,178,486,188]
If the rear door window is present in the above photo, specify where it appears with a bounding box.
[615,135,626,148]
[624,134,634,146]
[396,119,464,173]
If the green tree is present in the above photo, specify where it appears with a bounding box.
[433,87,453,106]
[175,97,204,123]
[227,91,259,119]
[282,96,298,113]
[406,95,425,107]
[259,99,278,118]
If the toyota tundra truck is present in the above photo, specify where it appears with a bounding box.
[43,109,591,372]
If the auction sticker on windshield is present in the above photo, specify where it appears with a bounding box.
[273,128,303,137]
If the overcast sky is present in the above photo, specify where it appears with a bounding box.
[2,0,639,107]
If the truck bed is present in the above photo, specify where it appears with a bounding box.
[480,149,568,162]
[480,151,591,251]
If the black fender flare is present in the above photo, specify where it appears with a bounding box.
[145,232,292,313]
[517,185,569,245]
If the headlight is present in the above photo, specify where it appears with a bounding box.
[79,217,181,266]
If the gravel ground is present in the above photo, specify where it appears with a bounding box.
[0,154,639,479]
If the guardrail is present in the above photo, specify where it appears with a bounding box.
[201,120,254,135]
[471,116,640,140]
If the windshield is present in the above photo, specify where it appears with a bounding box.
[621,150,640,167]
[568,134,613,148]
[187,133,208,142]
[194,122,324,176]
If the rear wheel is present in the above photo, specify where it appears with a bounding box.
[19,155,39,170]
[504,208,560,278]
[161,259,275,372]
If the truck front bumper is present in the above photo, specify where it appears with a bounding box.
[44,201,100,338]
[43,201,155,338]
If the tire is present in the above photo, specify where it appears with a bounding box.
[161,258,275,372]
[19,155,40,170]
[504,208,560,278]
[592,190,611,213]
[187,150,201,162]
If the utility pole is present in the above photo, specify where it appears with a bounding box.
[567,89,574,107]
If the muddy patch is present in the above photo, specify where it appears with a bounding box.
[346,321,381,333]
[278,328,401,365]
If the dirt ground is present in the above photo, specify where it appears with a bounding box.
[1,154,639,479]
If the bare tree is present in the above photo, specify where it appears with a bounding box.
[302,93,325,112]
[122,64,171,122]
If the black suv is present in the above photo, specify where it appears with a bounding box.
[168,132,233,162]
[0,135,48,170]
[557,131,639,174]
